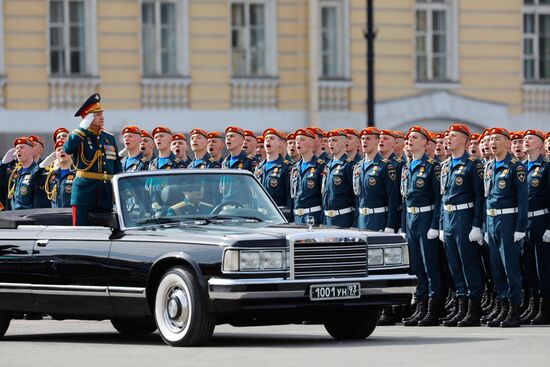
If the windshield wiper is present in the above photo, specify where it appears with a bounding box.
[136,217,181,226]
[207,215,264,222]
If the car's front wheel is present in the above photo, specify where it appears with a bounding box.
[154,266,216,346]
[324,308,380,340]
[111,318,157,335]
[0,311,11,338]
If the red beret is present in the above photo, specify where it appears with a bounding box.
[448,124,471,137]
[189,128,208,138]
[510,131,524,141]
[152,126,172,136]
[406,126,430,140]
[225,126,245,137]
[433,132,445,139]
[546,132,550,140]
[344,128,359,138]
[207,131,224,140]
[52,127,69,143]
[359,127,380,136]
[326,129,347,138]
[140,130,153,139]
[28,135,44,147]
[263,128,279,138]
[524,129,545,141]
[243,129,255,138]
[171,133,186,142]
[393,131,405,139]
[469,133,481,142]
[306,127,324,138]
[256,136,264,144]
[489,127,510,139]
[13,137,33,147]
[278,131,287,140]
[286,132,296,140]
[379,129,396,138]
[122,125,141,135]
[295,128,315,139]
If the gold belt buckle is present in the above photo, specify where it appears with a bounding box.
[444,204,453,212]
[296,209,304,216]
[410,207,418,214]
[487,209,497,216]
[326,210,336,217]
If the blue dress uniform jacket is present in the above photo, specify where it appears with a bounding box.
[319,151,330,164]
[121,153,149,172]
[188,153,221,169]
[32,159,52,209]
[30,166,75,208]
[322,154,355,227]
[3,162,37,210]
[353,153,399,231]
[64,128,122,224]
[254,156,291,208]
[221,151,257,172]
[148,153,185,170]
[0,161,16,210]
[220,151,258,203]
[523,156,550,299]
[484,153,528,305]
[401,154,442,300]
[440,152,484,300]
[291,156,326,225]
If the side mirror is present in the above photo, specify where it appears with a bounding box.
[88,211,120,230]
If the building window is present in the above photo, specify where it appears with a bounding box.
[523,0,550,81]
[319,0,348,79]
[142,0,188,77]
[230,0,276,77]
[49,0,96,75]
[415,0,457,82]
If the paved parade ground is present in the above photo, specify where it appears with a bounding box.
[0,320,548,367]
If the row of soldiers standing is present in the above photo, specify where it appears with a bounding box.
[1,94,550,329]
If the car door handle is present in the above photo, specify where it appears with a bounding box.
[36,239,49,247]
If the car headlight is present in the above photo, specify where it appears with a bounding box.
[223,249,287,272]
[368,249,383,266]
[384,247,403,265]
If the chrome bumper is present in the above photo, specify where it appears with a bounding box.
[208,274,417,300]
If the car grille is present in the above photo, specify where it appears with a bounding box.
[291,240,368,279]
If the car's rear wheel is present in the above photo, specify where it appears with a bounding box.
[0,311,11,338]
[111,318,157,335]
[154,266,216,347]
[324,309,380,340]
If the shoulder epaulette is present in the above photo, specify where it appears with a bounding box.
[510,158,519,164]
[208,157,216,162]
[174,158,181,163]
[282,159,290,165]
[140,157,148,163]
[199,201,214,208]
[427,158,435,164]
[72,129,86,139]
[544,158,550,163]
[317,159,325,164]
[395,157,402,162]
[381,158,388,163]
[468,156,476,162]
[170,201,188,210]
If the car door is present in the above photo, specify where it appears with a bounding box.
[0,226,42,311]
[31,226,113,315]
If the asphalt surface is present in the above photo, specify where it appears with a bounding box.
[1,320,548,367]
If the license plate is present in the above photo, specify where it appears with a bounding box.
[309,283,361,301]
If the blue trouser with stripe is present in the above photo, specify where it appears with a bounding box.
[357,212,386,231]
[527,214,550,298]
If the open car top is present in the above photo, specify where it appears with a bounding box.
[0,208,73,229]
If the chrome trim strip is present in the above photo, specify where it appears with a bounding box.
[0,283,146,298]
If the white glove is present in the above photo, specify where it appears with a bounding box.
[484,233,489,244]
[39,152,56,168]
[543,230,550,243]
[2,148,15,164]
[427,228,439,240]
[439,230,445,242]
[79,114,94,130]
[469,227,483,243]
[513,232,526,243]
[398,228,407,240]
[384,228,394,233]
[118,147,127,158]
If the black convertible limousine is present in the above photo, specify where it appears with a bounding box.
[0,170,415,346]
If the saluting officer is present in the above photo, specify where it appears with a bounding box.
[520,129,550,325]
[290,128,325,225]
[30,139,75,208]
[63,93,122,226]
[149,127,184,170]
[321,129,355,228]
[188,128,221,169]
[2,137,37,210]
[254,128,291,208]
[439,124,485,327]
[121,126,149,172]
[354,127,399,232]
[484,128,528,328]
[222,126,257,172]
[401,126,443,327]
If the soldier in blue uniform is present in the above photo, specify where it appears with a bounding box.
[321,129,355,227]
[484,128,528,328]
[171,133,192,168]
[285,132,300,164]
[207,131,226,165]
[221,126,257,172]
[308,127,330,164]
[63,93,122,226]
[256,135,266,161]
[140,129,156,162]
[188,128,221,169]
[30,140,75,208]
[354,127,399,231]
[149,127,185,170]
[242,130,260,164]
[520,129,550,325]
[53,127,69,145]
[28,135,51,208]
[1,137,37,210]
[401,126,443,327]
[344,128,362,164]
[439,124,485,327]
[290,128,325,225]
[254,128,291,208]
[120,126,149,172]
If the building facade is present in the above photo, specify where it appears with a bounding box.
[0,0,548,149]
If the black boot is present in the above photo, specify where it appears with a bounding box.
[482,292,495,315]
[480,289,489,310]
[443,297,468,327]
[402,299,420,323]
[487,299,509,327]
[519,290,530,316]
[403,299,428,326]
[418,298,441,326]
[440,298,459,322]
[520,295,540,325]
[444,291,454,312]
[482,298,501,324]
[392,305,404,322]
[378,306,397,326]
[531,298,550,325]
[500,302,521,328]
[458,299,481,327]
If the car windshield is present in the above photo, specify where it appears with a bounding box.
[115,171,286,229]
